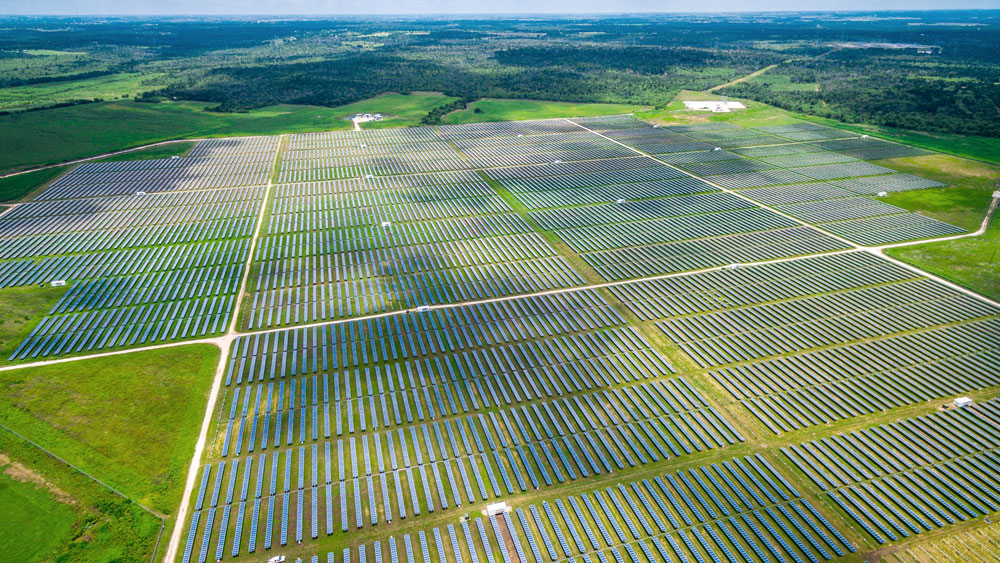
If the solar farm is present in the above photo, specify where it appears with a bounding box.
[3,112,998,563]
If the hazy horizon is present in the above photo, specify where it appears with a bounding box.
[1,2,997,16]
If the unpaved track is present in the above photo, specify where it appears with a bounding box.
[707,64,779,93]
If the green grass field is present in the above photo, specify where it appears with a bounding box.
[0,285,68,361]
[442,98,647,125]
[0,165,69,202]
[745,72,818,92]
[337,92,459,128]
[0,142,193,203]
[0,72,168,112]
[0,432,163,562]
[877,154,999,230]
[0,94,463,173]
[636,90,802,128]
[888,211,1000,301]
[0,344,219,513]
[794,114,1000,164]
[0,468,78,561]
[0,100,346,173]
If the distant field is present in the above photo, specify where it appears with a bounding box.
[0,72,167,112]
[636,90,802,128]
[0,344,219,513]
[441,98,647,124]
[0,143,193,203]
[340,92,459,128]
[795,114,1000,164]
[745,71,818,92]
[0,100,347,173]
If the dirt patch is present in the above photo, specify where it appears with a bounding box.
[0,451,76,505]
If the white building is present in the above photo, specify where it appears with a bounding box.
[486,502,510,515]
[683,100,746,112]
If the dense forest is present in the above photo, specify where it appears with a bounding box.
[1,11,998,136]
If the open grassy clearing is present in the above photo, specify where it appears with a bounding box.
[874,154,999,229]
[0,432,163,562]
[0,165,70,202]
[335,92,459,128]
[887,211,1000,301]
[0,344,219,514]
[0,285,68,365]
[0,464,78,561]
[636,90,802,129]
[0,142,194,203]
[0,100,350,173]
[441,98,647,125]
[0,71,169,112]
[743,71,818,92]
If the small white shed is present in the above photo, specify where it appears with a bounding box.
[486,502,510,515]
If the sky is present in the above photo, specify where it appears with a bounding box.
[0,0,996,15]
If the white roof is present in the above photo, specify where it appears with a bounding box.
[683,101,746,111]
[486,502,509,515]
